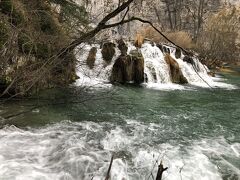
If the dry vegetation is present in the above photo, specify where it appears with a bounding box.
[140,26,193,49]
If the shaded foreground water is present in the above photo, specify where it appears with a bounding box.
[0,72,239,180]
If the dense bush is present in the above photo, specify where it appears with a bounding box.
[0,0,86,96]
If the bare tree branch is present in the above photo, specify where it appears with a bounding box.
[105,155,114,180]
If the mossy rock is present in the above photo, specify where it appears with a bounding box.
[110,51,144,84]
[86,47,97,69]
[130,50,144,84]
[110,55,130,84]
[101,42,115,63]
[117,39,128,55]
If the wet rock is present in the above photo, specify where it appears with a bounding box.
[183,55,194,64]
[175,48,181,59]
[86,47,97,69]
[207,71,216,77]
[165,54,188,84]
[110,50,144,84]
[110,55,131,83]
[164,46,170,54]
[117,39,128,55]
[157,44,164,53]
[144,73,148,83]
[130,50,144,84]
[101,42,115,63]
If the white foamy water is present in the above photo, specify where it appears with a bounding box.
[0,120,239,180]
[75,42,237,90]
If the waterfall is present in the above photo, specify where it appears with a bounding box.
[75,42,236,90]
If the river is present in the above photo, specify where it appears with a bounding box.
[0,71,239,180]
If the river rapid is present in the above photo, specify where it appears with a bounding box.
[0,71,239,180]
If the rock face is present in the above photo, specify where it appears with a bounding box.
[101,42,115,63]
[110,50,144,84]
[86,47,97,69]
[165,54,188,84]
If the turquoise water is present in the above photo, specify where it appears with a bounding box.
[0,73,239,180]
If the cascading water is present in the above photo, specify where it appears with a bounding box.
[0,41,239,180]
[75,42,236,90]
[75,44,120,87]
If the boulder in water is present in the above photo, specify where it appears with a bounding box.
[101,42,115,63]
[165,54,188,84]
[86,47,97,69]
[110,50,144,84]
